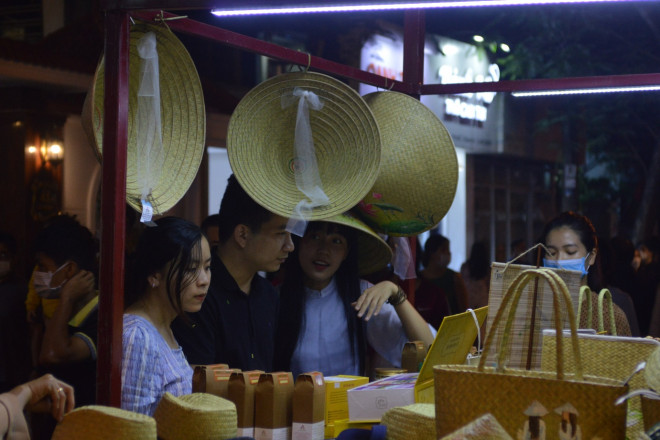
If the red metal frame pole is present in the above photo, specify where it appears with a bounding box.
[97,10,129,407]
[402,10,425,303]
[130,10,414,94]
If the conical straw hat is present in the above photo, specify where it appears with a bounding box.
[554,402,579,415]
[524,400,548,417]
[439,413,513,440]
[82,21,205,215]
[51,405,157,440]
[355,91,458,236]
[154,392,237,440]
[381,403,436,440]
[227,71,381,220]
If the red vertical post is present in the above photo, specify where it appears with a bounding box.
[403,10,425,99]
[402,10,425,301]
[97,10,129,407]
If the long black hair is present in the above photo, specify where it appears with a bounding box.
[274,221,366,374]
[124,216,203,319]
[541,211,598,255]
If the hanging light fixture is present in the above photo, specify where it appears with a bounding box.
[512,85,660,97]
[211,0,654,17]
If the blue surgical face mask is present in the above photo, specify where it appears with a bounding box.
[543,252,590,276]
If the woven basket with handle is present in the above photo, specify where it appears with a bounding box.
[435,268,629,439]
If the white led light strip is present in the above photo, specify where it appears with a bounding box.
[512,85,660,97]
[211,0,655,17]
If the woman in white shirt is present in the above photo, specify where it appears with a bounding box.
[274,214,434,377]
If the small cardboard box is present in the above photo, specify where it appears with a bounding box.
[192,364,239,398]
[323,375,369,438]
[255,371,294,440]
[401,341,427,373]
[227,370,263,438]
[292,372,325,440]
[347,373,418,421]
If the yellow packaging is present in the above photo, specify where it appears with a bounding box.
[323,375,368,439]
[414,306,488,403]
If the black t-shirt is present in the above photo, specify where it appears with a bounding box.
[172,253,279,371]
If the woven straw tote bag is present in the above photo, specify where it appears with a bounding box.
[486,261,583,370]
[541,286,658,438]
[434,268,629,439]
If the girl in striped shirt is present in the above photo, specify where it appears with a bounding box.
[121,217,211,415]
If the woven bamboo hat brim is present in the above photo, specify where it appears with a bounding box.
[154,392,237,440]
[355,91,458,237]
[51,405,157,440]
[381,403,436,440]
[646,346,660,392]
[227,71,381,220]
[320,212,392,276]
[81,21,205,215]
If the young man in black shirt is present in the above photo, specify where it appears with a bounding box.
[172,174,294,371]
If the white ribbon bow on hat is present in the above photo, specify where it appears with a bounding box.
[281,87,330,236]
[136,31,164,225]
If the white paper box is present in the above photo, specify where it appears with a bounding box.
[347,373,417,421]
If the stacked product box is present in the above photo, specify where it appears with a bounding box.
[323,375,369,438]
[347,373,418,421]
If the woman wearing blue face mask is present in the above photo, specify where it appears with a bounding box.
[541,211,631,336]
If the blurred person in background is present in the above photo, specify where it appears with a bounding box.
[0,231,30,393]
[633,237,660,336]
[598,237,640,336]
[460,241,491,310]
[415,234,468,328]
[31,215,98,440]
[200,214,220,250]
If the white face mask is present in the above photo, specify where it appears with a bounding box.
[0,260,10,278]
[33,262,69,299]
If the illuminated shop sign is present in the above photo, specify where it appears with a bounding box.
[360,27,503,151]
[439,63,500,122]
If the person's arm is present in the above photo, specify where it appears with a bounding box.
[39,270,95,364]
[0,374,74,436]
[354,280,434,347]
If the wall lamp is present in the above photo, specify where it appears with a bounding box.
[211,0,655,17]
[27,140,64,164]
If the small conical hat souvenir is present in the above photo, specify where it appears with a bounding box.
[439,413,513,440]
[554,402,579,415]
[523,400,548,417]
[154,392,237,440]
[52,405,157,440]
[355,91,458,236]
